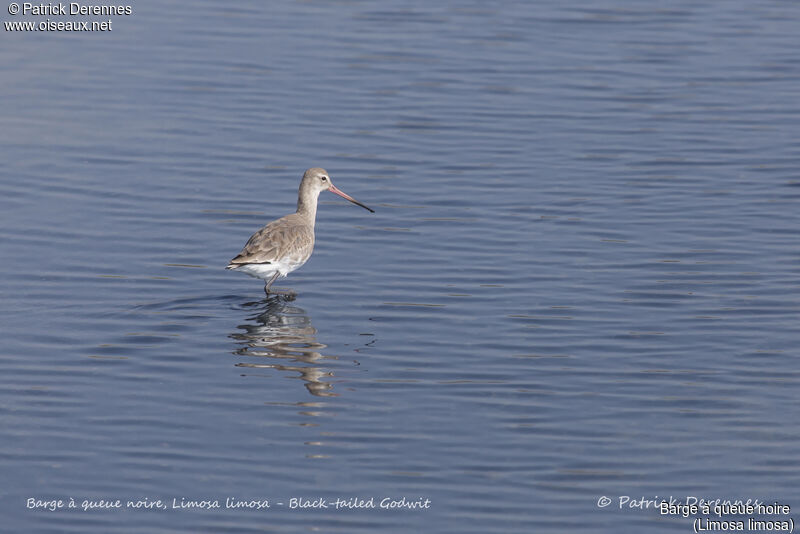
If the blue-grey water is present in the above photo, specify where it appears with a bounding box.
[2,1,799,532]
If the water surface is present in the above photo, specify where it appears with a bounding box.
[2,1,799,532]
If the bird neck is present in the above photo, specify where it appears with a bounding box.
[296,194,318,223]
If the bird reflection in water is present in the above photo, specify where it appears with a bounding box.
[230,295,338,397]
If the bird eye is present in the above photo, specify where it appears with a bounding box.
[321,176,328,181]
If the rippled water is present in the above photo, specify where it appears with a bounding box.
[3,1,800,532]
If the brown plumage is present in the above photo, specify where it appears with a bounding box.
[228,213,315,267]
[227,167,374,294]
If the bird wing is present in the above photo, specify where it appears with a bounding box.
[227,215,314,267]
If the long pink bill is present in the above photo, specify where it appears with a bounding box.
[328,184,375,213]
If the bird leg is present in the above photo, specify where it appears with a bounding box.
[264,272,280,295]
